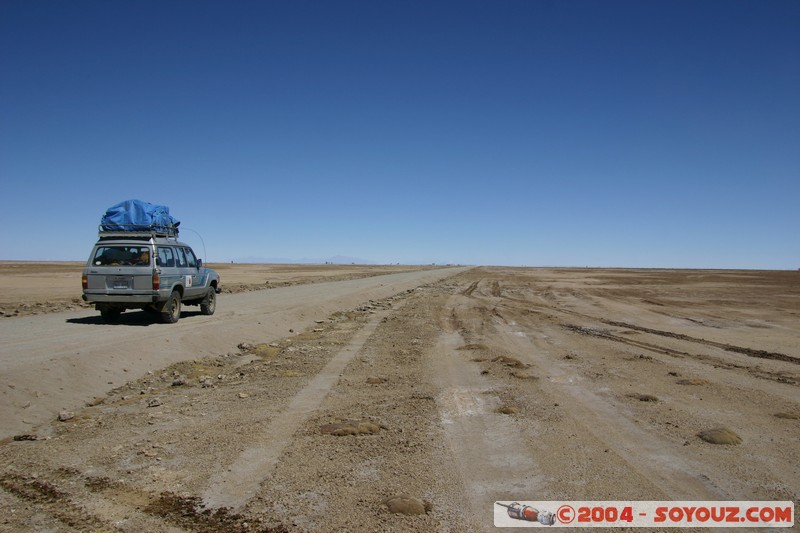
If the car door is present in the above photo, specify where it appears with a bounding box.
[156,246,178,294]
[182,247,206,298]
[173,247,196,299]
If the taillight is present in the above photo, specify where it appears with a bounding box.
[152,272,160,290]
[82,274,88,290]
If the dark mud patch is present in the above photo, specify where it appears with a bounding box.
[0,472,104,530]
[10,434,39,442]
[144,491,286,532]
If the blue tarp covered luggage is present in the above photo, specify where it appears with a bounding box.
[100,199,179,231]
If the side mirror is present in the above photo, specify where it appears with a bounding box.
[197,259,203,269]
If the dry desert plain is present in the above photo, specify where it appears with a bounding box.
[0,262,798,531]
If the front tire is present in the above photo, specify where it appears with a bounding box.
[200,288,216,315]
[161,291,181,323]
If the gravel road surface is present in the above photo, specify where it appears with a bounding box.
[1,267,797,532]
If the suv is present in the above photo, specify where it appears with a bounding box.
[82,226,221,323]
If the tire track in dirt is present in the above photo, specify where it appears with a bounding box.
[493,291,799,386]
[0,472,107,531]
[0,469,264,532]
[496,290,797,366]
[444,276,726,500]
[604,320,799,365]
[561,324,800,386]
[427,327,543,532]
[202,309,389,510]
[490,280,502,297]
[239,280,477,531]
[0,300,401,532]
[492,282,800,365]
[441,296,726,506]
[462,280,481,297]
[450,270,799,506]
[490,319,724,500]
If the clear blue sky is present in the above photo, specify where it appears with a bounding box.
[1,1,798,268]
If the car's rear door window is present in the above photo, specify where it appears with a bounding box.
[184,248,197,268]
[157,247,175,267]
[175,247,187,268]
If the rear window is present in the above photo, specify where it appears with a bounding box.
[92,246,151,267]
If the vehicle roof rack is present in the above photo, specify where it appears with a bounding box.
[98,224,180,240]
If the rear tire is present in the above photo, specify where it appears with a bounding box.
[200,288,216,315]
[161,291,181,323]
[100,308,121,323]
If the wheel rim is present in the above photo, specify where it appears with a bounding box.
[171,297,180,320]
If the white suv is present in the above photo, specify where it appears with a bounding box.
[82,227,220,323]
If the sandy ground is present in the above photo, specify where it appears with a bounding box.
[0,261,441,317]
[0,265,798,531]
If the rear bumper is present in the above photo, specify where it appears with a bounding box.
[83,292,160,304]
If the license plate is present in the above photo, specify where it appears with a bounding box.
[112,277,130,289]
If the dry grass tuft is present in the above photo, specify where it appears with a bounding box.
[628,393,659,402]
[492,356,529,368]
[677,378,710,386]
[774,412,800,420]
[383,495,432,515]
[510,371,538,380]
[457,343,489,351]
[497,405,518,415]
[320,419,384,436]
[697,427,742,445]
[251,343,282,358]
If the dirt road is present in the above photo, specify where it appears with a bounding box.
[1,267,798,531]
[0,267,466,441]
